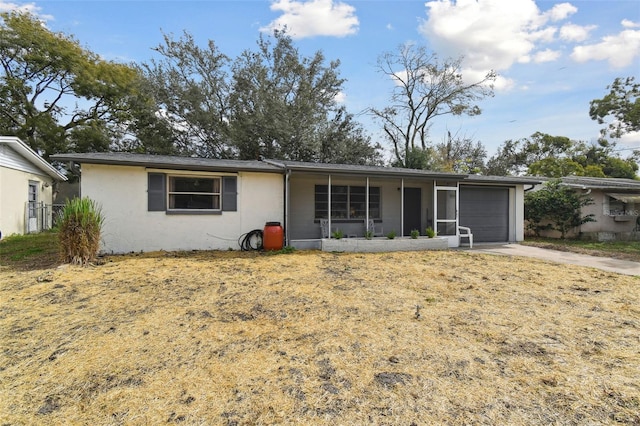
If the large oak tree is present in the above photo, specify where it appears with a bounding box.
[0,12,143,159]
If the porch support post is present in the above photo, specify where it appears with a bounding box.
[328,174,332,236]
[366,177,370,230]
[400,178,405,237]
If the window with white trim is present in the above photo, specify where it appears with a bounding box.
[168,176,221,211]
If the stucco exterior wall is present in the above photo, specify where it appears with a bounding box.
[580,190,638,233]
[80,164,284,253]
[0,166,54,237]
[514,186,526,242]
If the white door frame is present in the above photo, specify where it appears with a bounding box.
[433,182,459,247]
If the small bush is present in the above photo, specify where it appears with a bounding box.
[332,229,344,239]
[58,197,104,265]
[425,227,435,238]
[410,229,420,239]
[364,230,373,240]
[386,230,396,240]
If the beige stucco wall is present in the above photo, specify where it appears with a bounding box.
[0,166,55,237]
[580,190,638,233]
[80,164,284,253]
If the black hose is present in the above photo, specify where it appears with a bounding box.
[238,229,263,251]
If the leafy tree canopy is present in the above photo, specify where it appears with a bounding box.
[525,180,595,239]
[0,11,143,159]
[590,77,639,139]
[486,132,638,179]
[142,29,382,164]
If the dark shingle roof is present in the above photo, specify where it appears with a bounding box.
[464,174,542,185]
[50,152,282,173]
[50,152,544,186]
[269,159,466,179]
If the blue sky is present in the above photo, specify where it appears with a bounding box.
[2,0,639,159]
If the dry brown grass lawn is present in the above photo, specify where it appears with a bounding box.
[1,249,639,425]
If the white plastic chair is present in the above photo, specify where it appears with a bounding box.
[458,226,473,248]
[367,219,384,237]
[320,219,330,238]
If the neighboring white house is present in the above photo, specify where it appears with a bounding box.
[51,152,540,253]
[533,176,640,241]
[0,136,67,238]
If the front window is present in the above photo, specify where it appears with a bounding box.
[168,176,221,211]
[315,185,381,220]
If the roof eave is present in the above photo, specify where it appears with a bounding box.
[50,154,282,174]
[1,137,67,181]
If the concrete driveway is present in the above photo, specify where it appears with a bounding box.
[470,244,640,276]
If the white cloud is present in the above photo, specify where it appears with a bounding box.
[620,130,640,148]
[0,1,53,20]
[261,0,359,39]
[559,23,596,42]
[334,91,346,103]
[533,48,561,63]
[622,19,639,29]
[542,2,577,22]
[571,29,640,68]
[418,0,575,75]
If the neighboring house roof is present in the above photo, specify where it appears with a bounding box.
[536,176,640,191]
[0,136,67,181]
[51,152,283,174]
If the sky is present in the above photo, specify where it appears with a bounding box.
[2,0,639,159]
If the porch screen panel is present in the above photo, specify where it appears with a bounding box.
[315,185,380,220]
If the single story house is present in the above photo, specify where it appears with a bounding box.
[51,152,541,253]
[535,176,640,241]
[0,136,67,238]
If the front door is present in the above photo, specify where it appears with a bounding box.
[403,187,421,236]
[28,181,38,233]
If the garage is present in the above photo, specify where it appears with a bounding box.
[459,186,510,242]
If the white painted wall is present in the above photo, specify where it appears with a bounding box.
[513,186,525,242]
[0,165,54,237]
[80,164,284,253]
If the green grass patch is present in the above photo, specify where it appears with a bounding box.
[0,232,60,270]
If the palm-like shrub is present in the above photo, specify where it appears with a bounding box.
[58,197,104,265]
